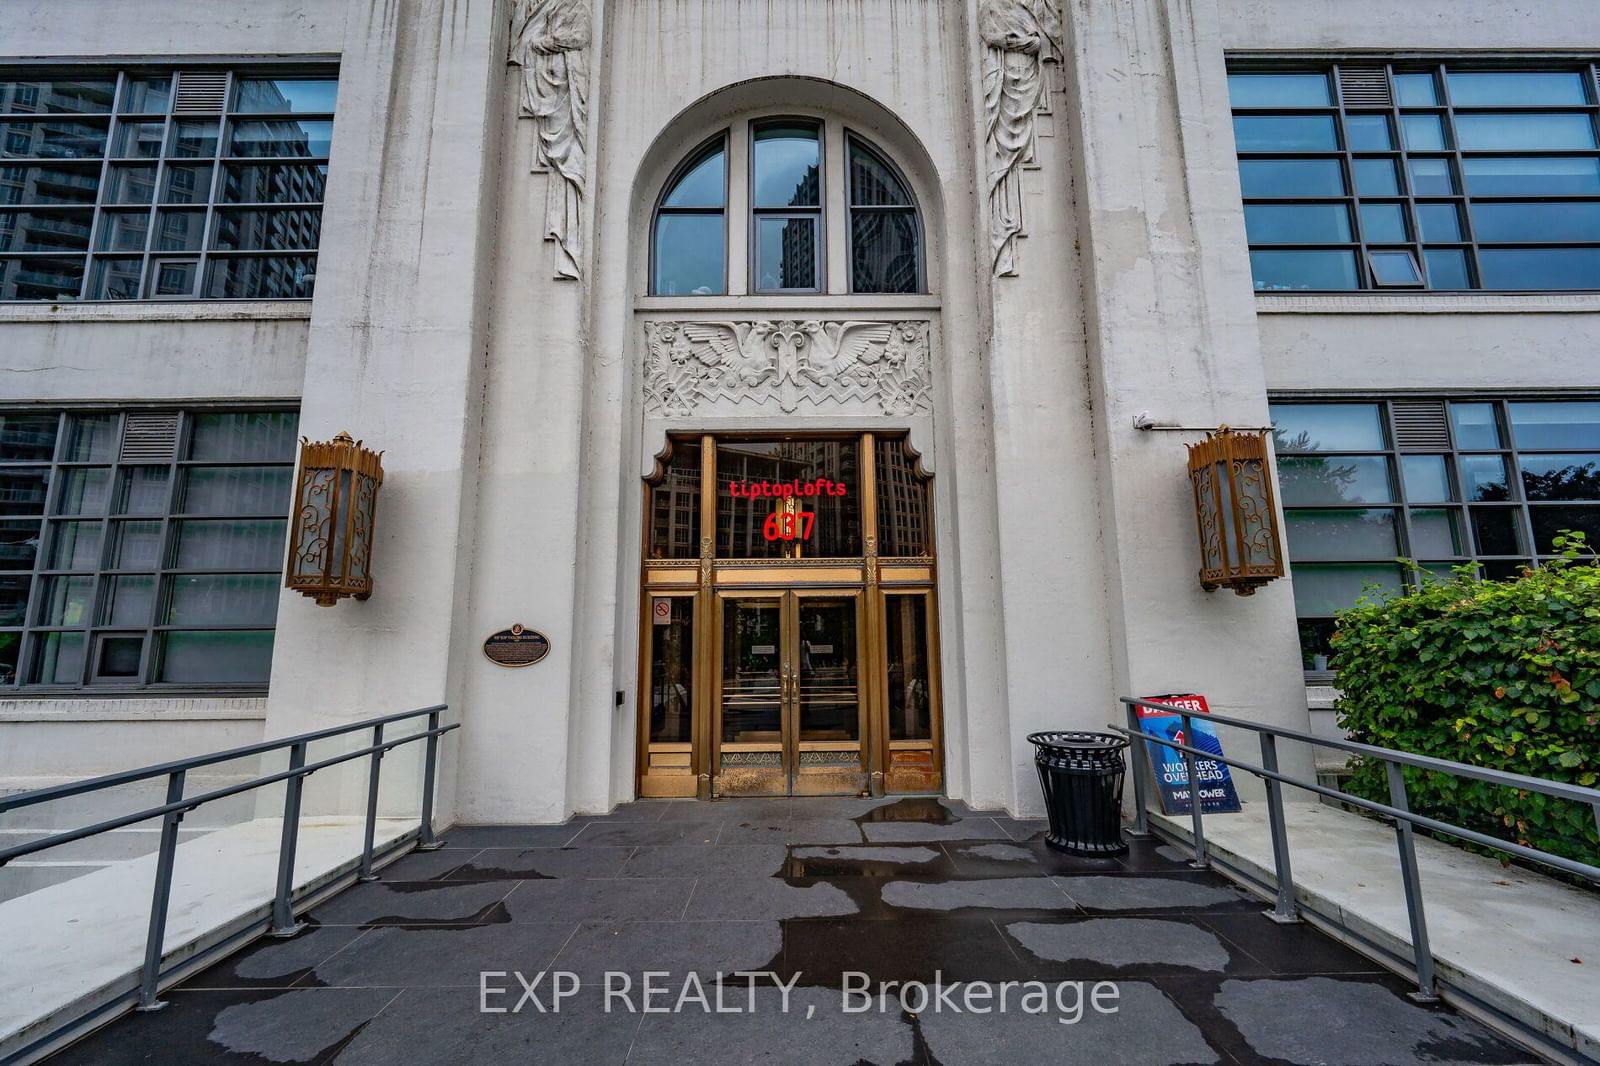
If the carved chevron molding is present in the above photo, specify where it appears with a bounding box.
[642,320,933,417]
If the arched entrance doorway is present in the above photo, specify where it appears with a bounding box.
[639,432,942,798]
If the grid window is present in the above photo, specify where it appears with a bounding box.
[0,408,298,690]
[1271,398,1600,674]
[0,69,335,302]
[1229,62,1600,292]
[649,119,925,296]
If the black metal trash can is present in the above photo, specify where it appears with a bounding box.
[1027,731,1130,856]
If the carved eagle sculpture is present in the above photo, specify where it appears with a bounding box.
[677,321,777,385]
[795,321,896,380]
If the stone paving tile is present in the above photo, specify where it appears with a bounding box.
[568,801,673,823]
[781,917,1030,986]
[663,797,792,821]
[373,847,478,882]
[915,980,1225,1066]
[568,820,722,847]
[304,922,578,988]
[1206,975,1532,1065]
[992,815,1051,842]
[627,985,916,1066]
[307,880,516,926]
[880,875,1078,914]
[444,845,633,880]
[860,816,1011,843]
[433,824,584,849]
[330,988,641,1065]
[62,987,402,1065]
[182,924,370,989]
[619,843,787,879]
[1000,917,1245,978]
[943,839,1125,877]
[548,919,784,982]
[1053,873,1259,913]
[1195,913,1387,977]
[681,876,859,921]
[715,817,865,846]
[784,843,958,878]
[503,876,695,922]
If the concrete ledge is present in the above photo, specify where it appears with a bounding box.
[1257,293,1600,314]
[0,301,312,324]
[1150,803,1600,1065]
[0,816,416,1062]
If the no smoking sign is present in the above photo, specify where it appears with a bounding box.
[652,598,673,625]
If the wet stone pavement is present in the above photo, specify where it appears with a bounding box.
[58,798,1539,1065]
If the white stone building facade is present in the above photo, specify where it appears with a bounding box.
[2,0,1597,826]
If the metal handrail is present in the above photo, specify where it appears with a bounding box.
[1113,695,1600,1003]
[0,703,457,1027]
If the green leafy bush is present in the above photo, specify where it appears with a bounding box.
[1331,533,1600,868]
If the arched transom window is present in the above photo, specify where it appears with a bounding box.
[651,117,924,296]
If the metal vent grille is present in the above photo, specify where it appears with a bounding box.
[173,71,229,115]
[1391,401,1451,450]
[1338,67,1393,107]
[120,412,180,462]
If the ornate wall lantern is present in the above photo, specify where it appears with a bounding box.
[284,432,385,606]
[1185,427,1285,596]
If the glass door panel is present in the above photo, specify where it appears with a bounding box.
[883,590,940,792]
[793,594,866,795]
[718,596,785,794]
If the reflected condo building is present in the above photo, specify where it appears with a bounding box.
[1,0,1598,823]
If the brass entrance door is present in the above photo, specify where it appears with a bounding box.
[715,589,866,796]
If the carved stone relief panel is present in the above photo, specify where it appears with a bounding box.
[642,320,934,417]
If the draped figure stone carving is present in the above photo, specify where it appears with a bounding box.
[510,0,590,280]
[979,0,1063,277]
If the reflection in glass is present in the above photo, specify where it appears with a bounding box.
[0,575,27,625]
[1451,403,1502,449]
[189,411,299,461]
[101,574,155,626]
[1284,509,1398,560]
[1470,507,1522,555]
[1271,403,1386,452]
[1507,402,1600,449]
[1424,249,1470,290]
[112,122,164,159]
[1291,563,1401,616]
[111,520,163,568]
[1530,507,1600,553]
[1232,115,1337,151]
[716,438,861,558]
[1244,204,1351,243]
[1520,454,1600,501]
[874,438,931,557]
[649,597,693,744]
[1463,157,1600,196]
[1353,158,1400,197]
[1250,250,1359,291]
[47,520,102,568]
[0,470,49,516]
[153,209,205,251]
[1415,204,1461,243]
[1344,114,1392,150]
[752,124,820,207]
[31,631,85,685]
[64,414,117,461]
[233,79,338,115]
[114,467,169,514]
[55,468,110,514]
[87,258,142,300]
[180,467,292,514]
[1478,249,1600,291]
[1400,455,1452,501]
[1401,113,1447,151]
[203,255,316,298]
[1459,455,1511,501]
[1407,158,1456,195]
[106,165,157,204]
[647,442,701,560]
[96,211,150,252]
[1226,74,1331,107]
[223,163,327,203]
[720,599,781,744]
[172,519,286,568]
[1238,159,1345,198]
[0,413,59,461]
[0,521,40,571]
[1409,509,1464,556]
[851,211,918,294]
[1472,203,1600,243]
[157,630,273,683]
[167,120,218,159]
[1276,456,1393,506]
[796,598,859,746]
[652,214,724,295]
[38,574,93,626]
[885,595,932,741]
[1358,203,1407,244]
[661,143,725,208]
[1455,113,1596,151]
[165,573,280,625]
[1447,72,1588,106]
[227,120,333,158]
[1369,250,1422,286]
[756,217,817,291]
[95,635,142,679]
[1393,72,1438,106]
[119,77,172,114]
